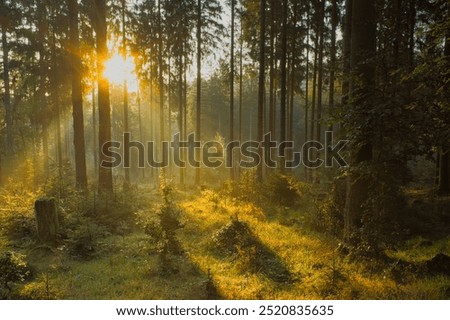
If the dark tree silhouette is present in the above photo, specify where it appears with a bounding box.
[68,0,88,189]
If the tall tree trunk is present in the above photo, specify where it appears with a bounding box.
[149,64,155,180]
[122,0,130,185]
[265,0,276,175]
[68,0,87,189]
[0,0,7,182]
[0,0,14,183]
[64,109,71,161]
[257,0,266,182]
[435,151,440,187]
[288,0,298,172]
[344,0,377,240]
[158,0,165,172]
[308,24,319,183]
[94,0,113,193]
[407,0,416,68]
[316,0,325,146]
[342,0,353,100]
[279,0,288,172]
[438,35,450,195]
[304,16,310,180]
[50,22,63,182]
[168,58,172,177]
[439,150,450,195]
[328,0,338,133]
[288,59,294,142]
[178,51,185,185]
[149,63,155,180]
[310,32,318,143]
[229,0,235,180]
[92,83,98,180]
[268,0,275,140]
[238,12,243,179]
[393,0,402,67]
[183,45,188,183]
[196,0,202,185]
[1,20,13,154]
[137,86,144,179]
[37,5,49,177]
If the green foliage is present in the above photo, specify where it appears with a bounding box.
[313,178,346,236]
[17,273,60,300]
[341,164,410,258]
[226,170,259,202]
[0,252,32,298]
[0,207,36,241]
[41,180,144,258]
[137,181,184,275]
[42,161,77,199]
[0,161,41,241]
[159,170,175,205]
[64,217,108,260]
[212,217,292,283]
[314,257,348,298]
[91,186,144,234]
[212,218,254,256]
[262,173,310,208]
[143,203,184,255]
[238,170,260,199]
[361,171,407,244]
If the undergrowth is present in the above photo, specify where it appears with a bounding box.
[0,163,448,299]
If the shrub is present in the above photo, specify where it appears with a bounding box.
[42,160,78,199]
[223,170,260,202]
[338,164,411,258]
[0,252,32,298]
[212,218,292,282]
[138,180,184,275]
[147,203,184,275]
[262,173,309,208]
[142,203,184,255]
[64,216,108,260]
[312,177,346,235]
[358,178,407,254]
[18,273,60,300]
[0,181,38,240]
[211,218,254,255]
[94,187,143,233]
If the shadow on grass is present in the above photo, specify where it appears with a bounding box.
[149,238,223,300]
[212,218,294,284]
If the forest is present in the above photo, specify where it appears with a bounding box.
[0,0,449,299]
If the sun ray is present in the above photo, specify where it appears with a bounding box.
[103,53,138,91]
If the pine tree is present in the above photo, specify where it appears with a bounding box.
[343,0,377,239]
[93,0,113,193]
[256,0,266,182]
[68,0,88,189]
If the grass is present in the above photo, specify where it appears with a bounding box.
[1,184,449,299]
[387,237,450,263]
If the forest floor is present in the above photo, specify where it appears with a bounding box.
[1,180,450,300]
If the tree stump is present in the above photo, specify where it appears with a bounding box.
[34,198,58,244]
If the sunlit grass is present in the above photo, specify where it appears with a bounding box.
[387,237,450,263]
[1,181,449,299]
[176,189,450,299]
[37,233,208,299]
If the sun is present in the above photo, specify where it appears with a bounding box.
[103,53,138,91]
